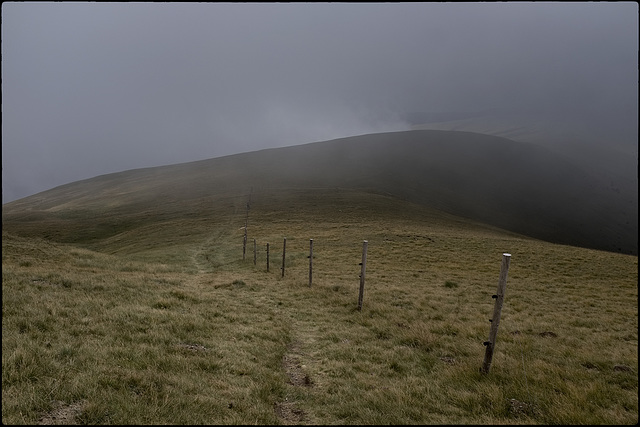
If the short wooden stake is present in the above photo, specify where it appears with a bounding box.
[481,253,511,374]
[357,240,368,311]
[266,243,270,272]
[308,239,313,287]
[281,237,286,277]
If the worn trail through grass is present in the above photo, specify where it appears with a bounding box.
[185,228,325,423]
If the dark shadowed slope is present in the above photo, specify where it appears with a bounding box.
[408,109,638,202]
[3,130,637,255]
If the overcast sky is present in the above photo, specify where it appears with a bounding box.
[2,2,638,203]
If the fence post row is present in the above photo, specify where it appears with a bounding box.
[357,240,368,311]
[237,214,512,373]
[481,253,511,374]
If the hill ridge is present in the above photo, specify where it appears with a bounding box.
[3,129,637,255]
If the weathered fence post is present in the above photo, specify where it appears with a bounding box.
[242,201,250,260]
[253,239,257,265]
[357,240,368,311]
[266,243,270,272]
[308,239,313,287]
[481,253,511,374]
[243,233,247,261]
[281,237,286,277]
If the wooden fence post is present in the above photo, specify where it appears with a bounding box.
[357,240,368,311]
[281,237,286,277]
[243,233,247,261]
[242,201,249,260]
[266,243,270,272]
[481,253,511,374]
[308,239,313,287]
[253,239,257,265]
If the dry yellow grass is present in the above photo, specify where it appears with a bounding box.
[2,188,637,424]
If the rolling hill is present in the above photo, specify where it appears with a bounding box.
[2,128,638,424]
[2,129,637,255]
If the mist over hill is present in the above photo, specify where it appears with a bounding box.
[406,109,637,189]
[2,129,637,255]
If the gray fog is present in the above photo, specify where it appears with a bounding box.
[2,2,638,203]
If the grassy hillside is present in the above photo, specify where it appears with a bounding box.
[2,129,637,423]
[2,187,637,424]
[2,130,637,254]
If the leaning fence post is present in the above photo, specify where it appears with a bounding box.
[357,240,368,311]
[281,237,286,277]
[481,253,511,374]
[308,239,313,287]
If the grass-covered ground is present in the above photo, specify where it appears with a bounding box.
[2,189,637,424]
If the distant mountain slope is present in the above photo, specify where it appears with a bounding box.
[3,130,637,255]
[408,110,638,196]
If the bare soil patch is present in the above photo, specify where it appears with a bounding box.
[38,400,85,425]
[274,340,312,423]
